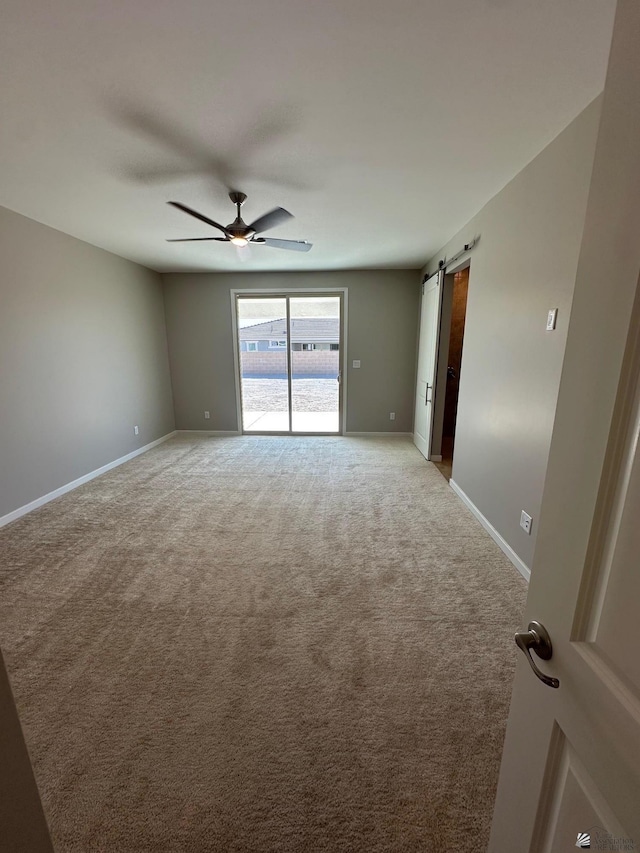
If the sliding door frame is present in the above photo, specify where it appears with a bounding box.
[230,287,348,436]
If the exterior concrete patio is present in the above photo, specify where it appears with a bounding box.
[241,378,340,433]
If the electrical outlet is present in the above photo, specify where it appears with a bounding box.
[389,412,396,420]
[134,425,139,436]
[204,411,210,419]
[520,510,533,535]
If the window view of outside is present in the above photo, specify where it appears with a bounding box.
[237,296,340,433]
[290,297,340,432]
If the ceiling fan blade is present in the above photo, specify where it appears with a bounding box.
[167,201,228,235]
[260,238,313,252]
[166,237,228,242]
[247,206,293,234]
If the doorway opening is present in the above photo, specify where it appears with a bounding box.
[235,293,343,434]
[433,267,469,480]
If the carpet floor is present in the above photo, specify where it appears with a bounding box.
[0,435,527,852]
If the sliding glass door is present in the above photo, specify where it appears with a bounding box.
[237,297,289,432]
[237,293,342,434]
[290,296,340,433]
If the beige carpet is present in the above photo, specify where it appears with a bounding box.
[0,435,526,852]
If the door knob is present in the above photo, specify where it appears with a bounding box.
[515,621,560,689]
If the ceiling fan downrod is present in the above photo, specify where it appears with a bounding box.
[226,191,251,243]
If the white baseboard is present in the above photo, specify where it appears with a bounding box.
[0,431,177,529]
[176,430,241,436]
[178,430,410,438]
[449,478,531,582]
[344,431,412,437]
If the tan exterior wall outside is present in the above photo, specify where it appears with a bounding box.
[240,350,339,376]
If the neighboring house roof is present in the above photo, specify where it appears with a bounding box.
[239,317,339,343]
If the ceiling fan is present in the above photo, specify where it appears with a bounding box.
[166,192,312,252]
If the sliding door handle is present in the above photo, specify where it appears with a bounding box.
[425,383,433,404]
[515,621,559,689]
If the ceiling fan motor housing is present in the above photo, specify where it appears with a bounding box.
[227,191,254,239]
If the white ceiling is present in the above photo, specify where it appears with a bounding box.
[0,0,616,273]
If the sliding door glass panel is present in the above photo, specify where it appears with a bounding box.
[289,296,340,433]
[238,297,290,432]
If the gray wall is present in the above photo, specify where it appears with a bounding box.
[0,205,175,519]
[162,270,420,433]
[423,97,602,572]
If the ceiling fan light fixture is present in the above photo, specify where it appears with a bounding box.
[230,236,249,247]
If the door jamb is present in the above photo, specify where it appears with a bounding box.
[430,259,471,461]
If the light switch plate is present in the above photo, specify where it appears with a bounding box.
[352,360,361,368]
[546,309,558,331]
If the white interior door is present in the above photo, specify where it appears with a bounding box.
[489,3,640,849]
[413,271,441,460]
